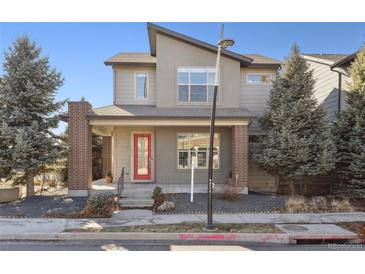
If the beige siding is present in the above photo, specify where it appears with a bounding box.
[112,126,232,186]
[247,142,276,192]
[306,60,351,121]
[156,33,241,108]
[248,163,276,193]
[113,66,156,105]
[306,60,340,121]
[155,127,232,186]
[240,68,277,134]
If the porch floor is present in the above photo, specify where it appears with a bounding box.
[91,178,117,195]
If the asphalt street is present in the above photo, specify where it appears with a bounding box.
[0,240,364,251]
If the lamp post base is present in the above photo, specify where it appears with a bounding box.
[202,224,218,232]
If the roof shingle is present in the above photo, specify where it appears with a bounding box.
[302,54,350,63]
[244,54,281,65]
[105,52,156,65]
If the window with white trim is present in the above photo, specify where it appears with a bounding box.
[135,73,148,99]
[177,133,219,169]
[246,74,271,85]
[178,67,217,103]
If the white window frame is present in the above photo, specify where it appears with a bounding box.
[176,133,220,170]
[177,67,217,104]
[246,73,272,85]
[134,72,149,100]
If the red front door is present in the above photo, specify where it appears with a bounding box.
[133,134,151,180]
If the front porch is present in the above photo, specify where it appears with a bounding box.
[66,102,251,198]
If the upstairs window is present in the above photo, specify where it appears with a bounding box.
[135,73,149,99]
[178,67,216,103]
[246,74,271,85]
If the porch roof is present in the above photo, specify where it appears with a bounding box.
[88,104,255,119]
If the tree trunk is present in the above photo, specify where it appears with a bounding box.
[26,173,35,197]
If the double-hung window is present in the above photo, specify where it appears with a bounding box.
[178,67,216,103]
[246,74,271,85]
[135,72,149,99]
[177,133,219,169]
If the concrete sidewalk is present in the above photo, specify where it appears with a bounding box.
[0,211,364,238]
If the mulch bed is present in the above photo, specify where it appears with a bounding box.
[0,196,87,218]
[160,193,286,214]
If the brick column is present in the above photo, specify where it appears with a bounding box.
[68,101,92,197]
[232,125,249,194]
[102,136,112,177]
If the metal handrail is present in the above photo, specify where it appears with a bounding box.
[117,167,125,204]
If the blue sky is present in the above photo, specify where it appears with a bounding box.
[1,22,365,133]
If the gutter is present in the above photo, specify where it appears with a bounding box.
[330,52,357,69]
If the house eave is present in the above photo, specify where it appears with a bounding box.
[330,52,357,69]
[104,61,156,66]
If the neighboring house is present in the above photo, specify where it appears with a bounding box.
[64,23,281,197]
[301,53,357,121]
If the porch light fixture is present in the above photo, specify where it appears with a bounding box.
[203,25,235,231]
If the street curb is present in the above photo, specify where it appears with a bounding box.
[0,233,59,241]
[0,232,290,244]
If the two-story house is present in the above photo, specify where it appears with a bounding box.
[65,23,281,197]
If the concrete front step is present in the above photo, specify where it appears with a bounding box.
[122,193,152,198]
[119,197,154,208]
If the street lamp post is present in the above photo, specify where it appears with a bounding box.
[204,25,235,231]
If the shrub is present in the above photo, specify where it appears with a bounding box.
[220,185,240,201]
[152,186,165,210]
[330,198,354,212]
[220,176,240,201]
[285,196,308,213]
[308,196,328,212]
[152,186,162,200]
[81,192,116,218]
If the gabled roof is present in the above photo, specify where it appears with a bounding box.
[88,105,255,119]
[104,23,281,68]
[331,52,357,68]
[147,22,253,66]
[104,52,156,65]
[303,54,349,63]
[244,54,281,67]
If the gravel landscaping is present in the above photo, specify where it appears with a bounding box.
[164,193,286,214]
[0,196,87,218]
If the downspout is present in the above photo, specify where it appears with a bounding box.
[330,68,344,115]
[338,73,342,113]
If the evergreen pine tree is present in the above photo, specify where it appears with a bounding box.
[254,44,336,194]
[333,45,365,197]
[0,36,64,196]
